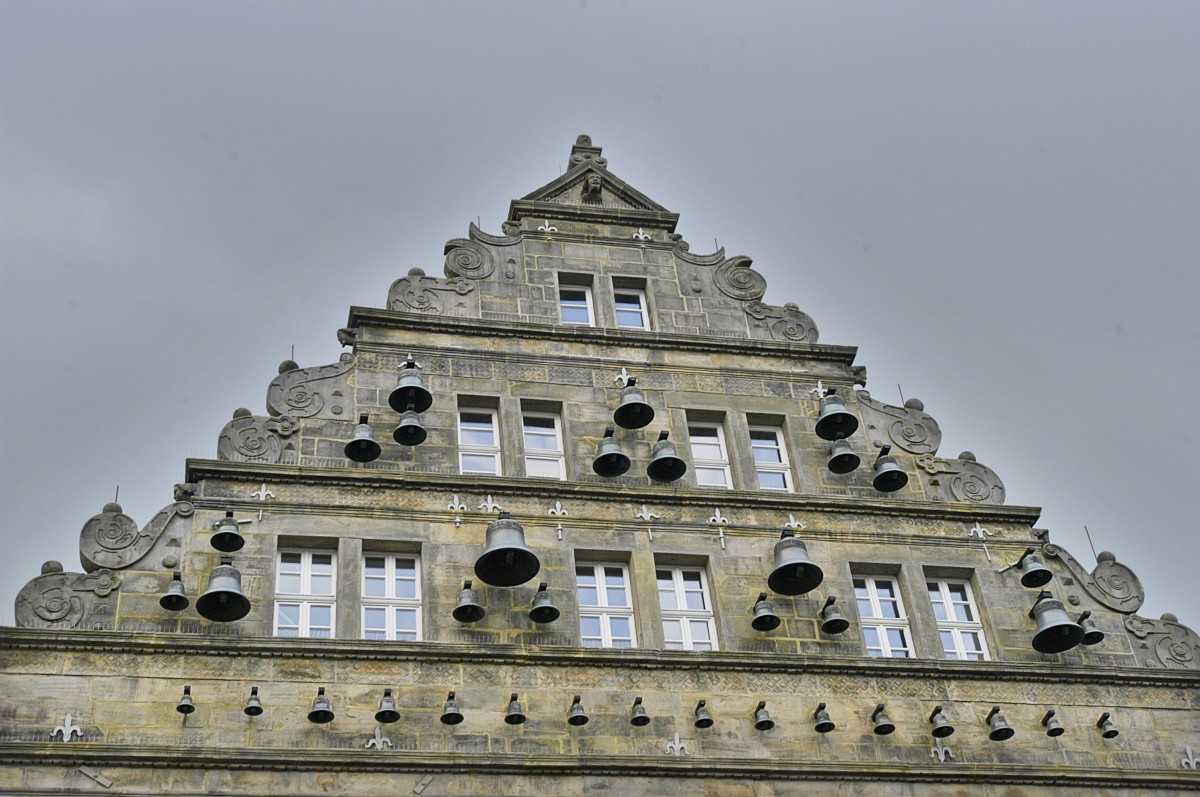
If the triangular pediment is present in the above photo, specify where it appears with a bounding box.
[521,163,669,213]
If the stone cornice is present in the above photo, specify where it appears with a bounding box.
[507,199,681,232]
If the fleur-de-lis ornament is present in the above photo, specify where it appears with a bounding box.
[708,508,729,525]
[365,726,394,750]
[548,501,568,516]
[52,713,82,743]
[664,732,689,756]
[477,495,502,513]
[930,738,956,762]
[1183,746,1198,770]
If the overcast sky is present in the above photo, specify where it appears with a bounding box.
[2,1,1197,630]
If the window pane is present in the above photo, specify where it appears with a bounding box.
[930,596,947,621]
[616,309,645,328]
[757,471,788,490]
[395,608,418,632]
[280,553,302,570]
[853,579,868,596]
[309,605,332,627]
[614,292,642,310]
[365,557,386,576]
[857,598,874,618]
[609,616,632,641]
[875,580,896,599]
[364,607,386,630]
[691,442,724,459]
[689,620,711,641]
[278,572,302,594]
[886,627,908,650]
[696,467,728,487]
[560,288,588,302]
[525,457,562,478]
[394,578,417,600]
[309,573,333,596]
[363,575,386,598]
[962,631,982,652]
[276,603,300,626]
[524,433,558,450]
[460,429,495,447]
[863,627,880,648]
[941,630,956,655]
[656,571,677,609]
[688,426,719,441]
[948,583,968,602]
[562,306,590,323]
[606,585,628,607]
[577,586,598,606]
[461,453,498,474]
[580,615,602,638]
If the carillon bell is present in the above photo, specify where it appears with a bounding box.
[528,582,560,624]
[646,430,687,482]
[504,693,526,725]
[393,404,427,446]
[813,702,835,734]
[613,377,654,429]
[160,571,189,611]
[871,703,896,735]
[388,356,433,414]
[440,691,464,725]
[1041,708,1064,737]
[630,696,650,727]
[375,688,400,724]
[819,595,849,634]
[474,512,540,587]
[767,530,824,596]
[344,414,382,463]
[986,706,1015,741]
[751,592,781,632]
[1018,548,1053,588]
[872,445,908,492]
[753,701,775,731]
[176,685,195,715]
[210,509,245,553]
[567,695,589,726]
[827,438,860,474]
[244,686,263,717]
[929,705,954,738]
[592,426,631,477]
[1078,611,1105,646]
[452,580,485,623]
[693,699,714,729]
[1097,712,1119,739]
[814,389,859,441]
[307,687,335,724]
[196,556,252,622]
[1029,591,1084,653]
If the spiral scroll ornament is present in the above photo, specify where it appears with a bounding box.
[858,392,943,455]
[714,256,767,301]
[218,411,298,464]
[1124,614,1200,670]
[14,563,113,630]
[443,239,495,280]
[1043,545,1144,613]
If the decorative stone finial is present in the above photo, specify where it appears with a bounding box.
[41,560,63,575]
[569,135,607,169]
[102,502,122,514]
[232,408,253,420]
[278,360,299,374]
[904,398,925,411]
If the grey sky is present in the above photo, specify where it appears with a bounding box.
[2,1,1197,629]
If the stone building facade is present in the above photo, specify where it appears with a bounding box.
[3,135,1198,795]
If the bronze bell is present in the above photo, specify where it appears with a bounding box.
[160,571,189,612]
[176,685,195,715]
[440,691,464,725]
[814,389,859,441]
[753,700,775,731]
[872,703,896,735]
[244,686,263,717]
[1097,711,1119,738]
[819,595,850,634]
[1029,591,1084,653]
[307,687,334,724]
[1042,708,1064,737]
[827,438,861,474]
[388,356,433,414]
[375,688,401,724]
[504,693,526,725]
[872,445,909,492]
[929,705,954,738]
[986,705,1015,741]
[529,582,560,624]
[345,414,382,463]
[646,430,687,482]
[452,579,485,623]
[767,530,824,596]
[813,702,835,733]
[474,511,540,587]
[1078,611,1105,646]
[393,404,427,446]
[592,426,631,477]
[1018,548,1053,588]
[196,556,252,622]
[751,592,781,632]
[567,695,589,727]
[630,696,650,727]
[210,509,245,553]
[613,377,654,429]
[693,699,714,729]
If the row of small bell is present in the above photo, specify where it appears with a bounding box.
[176,685,262,716]
[1029,591,1105,653]
[454,580,560,624]
[592,426,688,482]
[750,592,848,635]
[344,409,428,463]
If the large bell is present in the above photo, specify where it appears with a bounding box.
[1041,708,1064,737]
[244,686,263,717]
[827,439,861,474]
[753,701,775,731]
[820,596,850,634]
[567,695,589,727]
[613,377,654,429]
[872,703,896,735]
[529,582,560,624]
[375,688,400,724]
[440,691,464,725]
[452,579,485,623]
[751,592,781,632]
[1019,549,1053,588]
[767,531,824,596]
[176,685,194,715]
[986,706,1015,741]
[872,445,909,492]
[1029,591,1084,653]
[196,556,252,622]
[592,426,631,477]
[814,389,859,441]
[504,693,526,725]
[813,702,835,734]
[388,357,433,414]
[693,699,714,729]
[210,509,245,553]
[1078,611,1105,646]
[307,687,334,724]
[646,430,687,482]
[474,511,540,587]
[929,705,954,738]
[160,571,189,612]
[393,405,427,446]
[345,414,382,463]
[630,696,650,727]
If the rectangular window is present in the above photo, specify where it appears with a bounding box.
[657,567,718,651]
[522,412,565,480]
[559,285,594,326]
[854,575,912,658]
[458,409,500,475]
[688,423,731,488]
[928,579,988,660]
[362,554,422,641]
[274,550,336,638]
[749,426,792,491]
[614,288,649,329]
[576,563,636,648]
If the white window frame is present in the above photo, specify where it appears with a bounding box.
[928,578,989,661]
[558,284,595,326]
[688,423,731,489]
[854,575,912,658]
[274,550,336,639]
[458,408,500,475]
[522,411,565,480]
[361,554,423,642]
[749,425,792,491]
[656,566,718,651]
[575,562,636,648]
[613,287,650,329]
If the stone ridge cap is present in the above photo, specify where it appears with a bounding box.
[0,743,1190,788]
[182,459,1043,525]
[2,628,1188,689]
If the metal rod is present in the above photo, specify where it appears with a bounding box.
[1084,525,1099,563]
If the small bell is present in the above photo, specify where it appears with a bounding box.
[1017,548,1053,588]
[160,571,189,612]
[827,438,861,474]
[872,445,908,492]
[440,691,464,725]
[750,592,781,632]
[693,699,714,729]
[871,703,896,735]
[1029,591,1084,654]
[176,685,195,715]
[452,580,486,623]
[1097,711,1119,739]
[613,377,655,429]
[814,389,859,441]
[753,701,775,731]
[1078,611,1105,646]
[210,509,245,553]
[393,404,427,446]
[1041,708,1064,737]
[529,582,560,624]
[307,687,334,724]
[196,556,252,622]
[592,426,631,477]
[474,511,540,587]
[567,695,589,727]
[345,414,382,463]
[819,595,849,634]
[646,430,687,482]
[244,686,263,717]
[504,693,526,725]
[929,705,954,738]
[767,530,824,596]
[813,702,835,734]
[630,696,650,727]
[388,356,433,414]
[375,687,400,724]
[986,706,1015,741]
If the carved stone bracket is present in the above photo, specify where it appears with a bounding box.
[1124,613,1200,670]
[443,238,495,281]
[15,561,119,630]
[80,498,194,572]
[266,353,353,419]
[217,409,298,464]
[388,268,478,317]
[745,300,819,343]
[858,392,943,455]
[1042,544,1145,614]
[916,452,1006,505]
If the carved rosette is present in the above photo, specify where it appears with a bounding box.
[745,301,819,343]
[443,238,495,280]
[15,561,120,630]
[217,410,298,464]
[916,452,1006,505]
[1041,545,1145,614]
[266,352,353,419]
[713,256,767,301]
[858,392,943,455]
[388,268,477,317]
[1124,614,1200,670]
[79,498,195,572]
